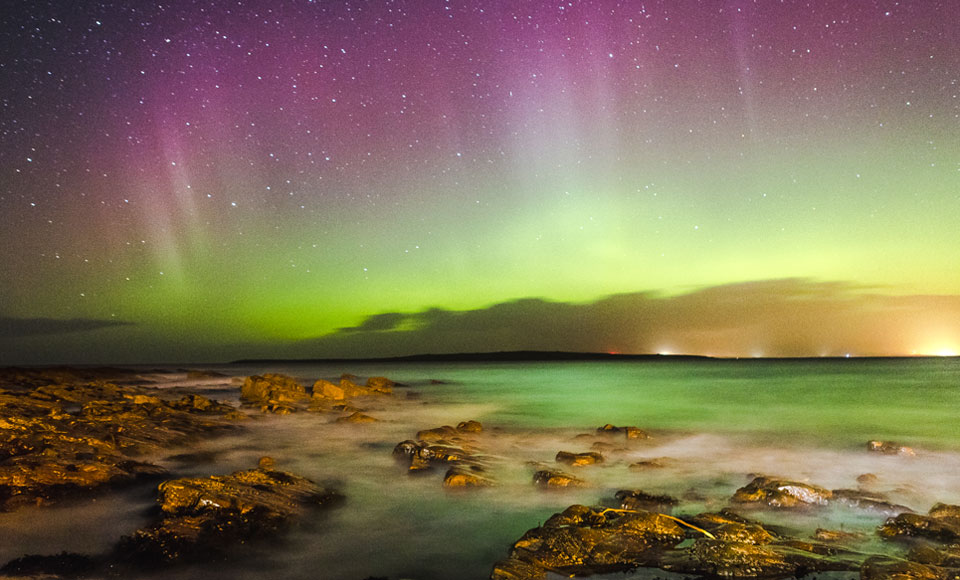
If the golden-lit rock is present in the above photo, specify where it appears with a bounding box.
[867,440,916,456]
[443,468,494,488]
[555,450,604,467]
[240,374,308,413]
[533,469,585,488]
[732,476,832,508]
[336,411,378,423]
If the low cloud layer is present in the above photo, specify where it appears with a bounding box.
[298,279,960,358]
[0,316,134,338]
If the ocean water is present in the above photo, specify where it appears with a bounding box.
[3,358,960,579]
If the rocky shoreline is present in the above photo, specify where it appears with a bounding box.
[1,367,957,579]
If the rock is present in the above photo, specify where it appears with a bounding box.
[867,440,916,456]
[861,556,943,580]
[712,523,777,545]
[907,544,960,568]
[457,420,483,433]
[312,379,345,400]
[685,539,796,578]
[443,468,494,488]
[533,470,585,488]
[115,462,340,565]
[616,489,680,513]
[858,473,880,488]
[0,377,242,511]
[596,424,649,439]
[495,505,685,577]
[555,451,604,467]
[732,476,833,508]
[685,509,755,531]
[929,504,960,522]
[490,557,547,580]
[365,376,395,393]
[416,425,459,441]
[240,374,308,413]
[814,528,867,543]
[629,457,671,470]
[879,511,960,544]
[336,411,378,423]
[831,488,914,516]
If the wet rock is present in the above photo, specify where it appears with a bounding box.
[732,476,833,508]
[556,450,604,467]
[416,425,459,442]
[616,489,680,513]
[115,461,340,566]
[686,509,755,531]
[629,457,672,470]
[930,504,960,522]
[712,523,777,545]
[861,556,943,580]
[533,470,585,488]
[907,544,960,568]
[858,473,881,488]
[457,420,483,433]
[868,440,916,456]
[336,411,378,424]
[312,379,346,400]
[0,377,241,511]
[832,488,914,516]
[443,467,494,488]
[596,424,649,439]
[814,528,867,543]
[682,539,796,578]
[495,505,685,577]
[490,557,548,580]
[879,508,960,544]
[365,376,395,393]
[240,374,308,413]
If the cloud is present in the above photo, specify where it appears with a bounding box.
[337,312,406,333]
[291,279,960,358]
[0,316,135,338]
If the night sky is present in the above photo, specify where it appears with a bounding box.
[1,0,958,364]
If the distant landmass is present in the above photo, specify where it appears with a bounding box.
[231,351,711,364]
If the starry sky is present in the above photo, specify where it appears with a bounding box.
[1,0,958,364]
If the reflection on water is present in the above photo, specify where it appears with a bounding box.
[1,359,959,579]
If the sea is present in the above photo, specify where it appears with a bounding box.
[3,358,960,579]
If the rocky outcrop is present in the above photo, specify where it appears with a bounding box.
[240,373,309,413]
[115,459,341,566]
[533,469,585,488]
[0,375,242,511]
[879,504,960,544]
[616,489,680,513]
[555,450,604,467]
[490,505,685,579]
[732,476,833,509]
[444,467,494,488]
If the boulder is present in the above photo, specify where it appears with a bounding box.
[336,411,378,424]
[867,440,916,456]
[116,461,340,565]
[831,488,913,516]
[732,476,832,508]
[457,420,483,433]
[616,489,680,513]
[443,468,494,488]
[365,376,395,393]
[494,505,685,577]
[861,556,943,580]
[597,424,649,439]
[879,511,960,544]
[555,451,604,467]
[416,425,459,441]
[533,470,585,488]
[240,374,308,413]
[629,457,671,470]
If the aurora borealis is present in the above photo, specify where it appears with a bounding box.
[1,0,958,364]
